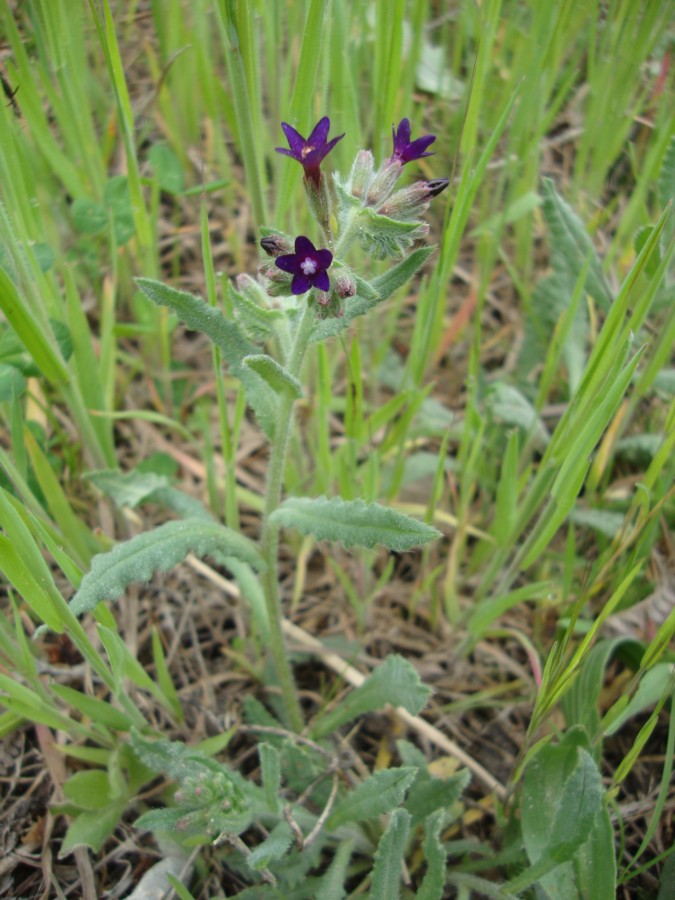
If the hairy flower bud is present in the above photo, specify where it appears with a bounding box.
[260,232,292,257]
[334,272,356,299]
[348,149,375,199]
[366,160,402,206]
[376,178,449,221]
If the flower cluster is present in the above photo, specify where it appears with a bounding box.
[262,114,447,312]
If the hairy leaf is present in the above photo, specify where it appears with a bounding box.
[135,277,254,369]
[247,821,294,870]
[312,655,431,738]
[369,808,411,900]
[327,767,417,830]
[416,813,447,900]
[270,495,441,551]
[541,178,612,309]
[243,354,303,399]
[70,518,264,617]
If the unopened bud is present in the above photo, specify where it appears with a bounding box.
[334,272,356,299]
[366,160,402,206]
[260,232,292,257]
[348,150,375,199]
[377,178,449,221]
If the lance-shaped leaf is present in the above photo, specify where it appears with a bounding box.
[327,767,417,830]
[135,278,255,368]
[135,277,277,437]
[370,808,411,900]
[541,178,612,310]
[269,496,441,551]
[242,354,303,399]
[70,518,265,617]
[311,247,434,343]
[358,207,427,259]
[312,655,431,738]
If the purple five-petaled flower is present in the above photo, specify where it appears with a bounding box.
[275,117,345,185]
[390,117,436,165]
[275,235,333,295]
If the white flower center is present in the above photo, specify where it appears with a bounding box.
[300,257,317,275]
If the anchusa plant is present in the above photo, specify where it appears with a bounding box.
[64,115,454,891]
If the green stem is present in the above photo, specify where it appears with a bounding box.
[334,206,362,258]
[259,302,316,731]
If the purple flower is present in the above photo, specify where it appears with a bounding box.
[275,235,333,295]
[275,117,345,184]
[390,117,436,165]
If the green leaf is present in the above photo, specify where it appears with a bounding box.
[86,468,170,509]
[415,813,447,900]
[312,655,431,738]
[0,363,26,401]
[58,802,126,858]
[71,198,108,235]
[259,743,281,813]
[311,247,435,344]
[605,663,675,735]
[229,281,284,341]
[512,731,609,896]
[135,278,277,436]
[270,496,441,551]
[69,518,265,617]
[358,208,427,260]
[0,267,69,385]
[104,176,135,245]
[487,382,550,446]
[657,135,675,213]
[541,178,612,310]
[149,143,185,194]
[135,278,255,370]
[369,808,411,900]
[50,683,135,732]
[247,821,294,870]
[243,354,303,399]
[63,769,116,810]
[327,767,417,830]
[315,839,354,900]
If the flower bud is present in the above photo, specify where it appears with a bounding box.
[366,160,403,206]
[260,232,292,257]
[334,272,356,299]
[348,150,375,199]
[377,179,449,220]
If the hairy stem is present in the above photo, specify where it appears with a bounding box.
[258,302,316,731]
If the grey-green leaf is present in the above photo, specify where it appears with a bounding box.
[135,277,254,369]
[415,813,447,900]
[369,808,411,900]
[269,496,441,551]
[70,518,265,617]
[243,354,303,399]
[541,178,612,310]
[327,767,417,830]
[312,655,431,738]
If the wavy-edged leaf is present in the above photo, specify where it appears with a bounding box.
[369,808,411,900]
[358,207,426,260]
[247,821,294,870]
[541,178,612,309]
[312,655,431,738]
[243,354,303,399]
[416,813,447,900]
[70,519,265,617]
[371,245,435,301]
[327,767,417,830]
[135,277,254,369]
[270,496,441,551]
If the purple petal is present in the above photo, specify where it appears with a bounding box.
[308,117,330,146]
[280,122,306,155]
[275,253,300,274]
[404,134,436,160]
[291,273,311,295]
[316,248,333,269]
[294,235,316,256]
[394,118,411,146]
[314,271,330,292]
[275,147,299,158]
[320,133,345,159]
